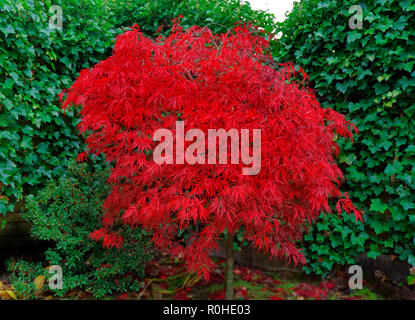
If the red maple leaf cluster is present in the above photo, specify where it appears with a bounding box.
[60,21,362,280]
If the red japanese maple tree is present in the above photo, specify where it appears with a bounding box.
[61,21,362,298]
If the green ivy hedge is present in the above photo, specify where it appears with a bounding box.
[274,0,415,275]
[107,0,277,35]
[0,0,117,214]
[0,0,277,215]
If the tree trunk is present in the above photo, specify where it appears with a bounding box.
[225,232,234,300]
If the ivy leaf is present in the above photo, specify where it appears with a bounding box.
[347,32,362,43]
[400,0,413,11]
[370,199,388,213]
[384,162,404,175]
[336,82,348,94]
[399,199,414,211]
[373,83,390,95]
[2,24,15,36]
[3,78,14,90]
[367,244,381,259]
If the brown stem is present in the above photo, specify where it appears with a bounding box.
[225,232,234,300]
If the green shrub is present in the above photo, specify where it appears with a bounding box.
[7,260,48,299]
[274,0,415,275]
[9,160,152,298]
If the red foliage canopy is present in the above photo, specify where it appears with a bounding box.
[61,21,362,279]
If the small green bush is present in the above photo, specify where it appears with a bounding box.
[9,160,152,298]
[7,260,48,299]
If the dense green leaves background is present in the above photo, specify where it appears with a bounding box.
[0,0,116,214]
[274,0,415,274]
[0,0,276,215]
[107,0,277,35]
